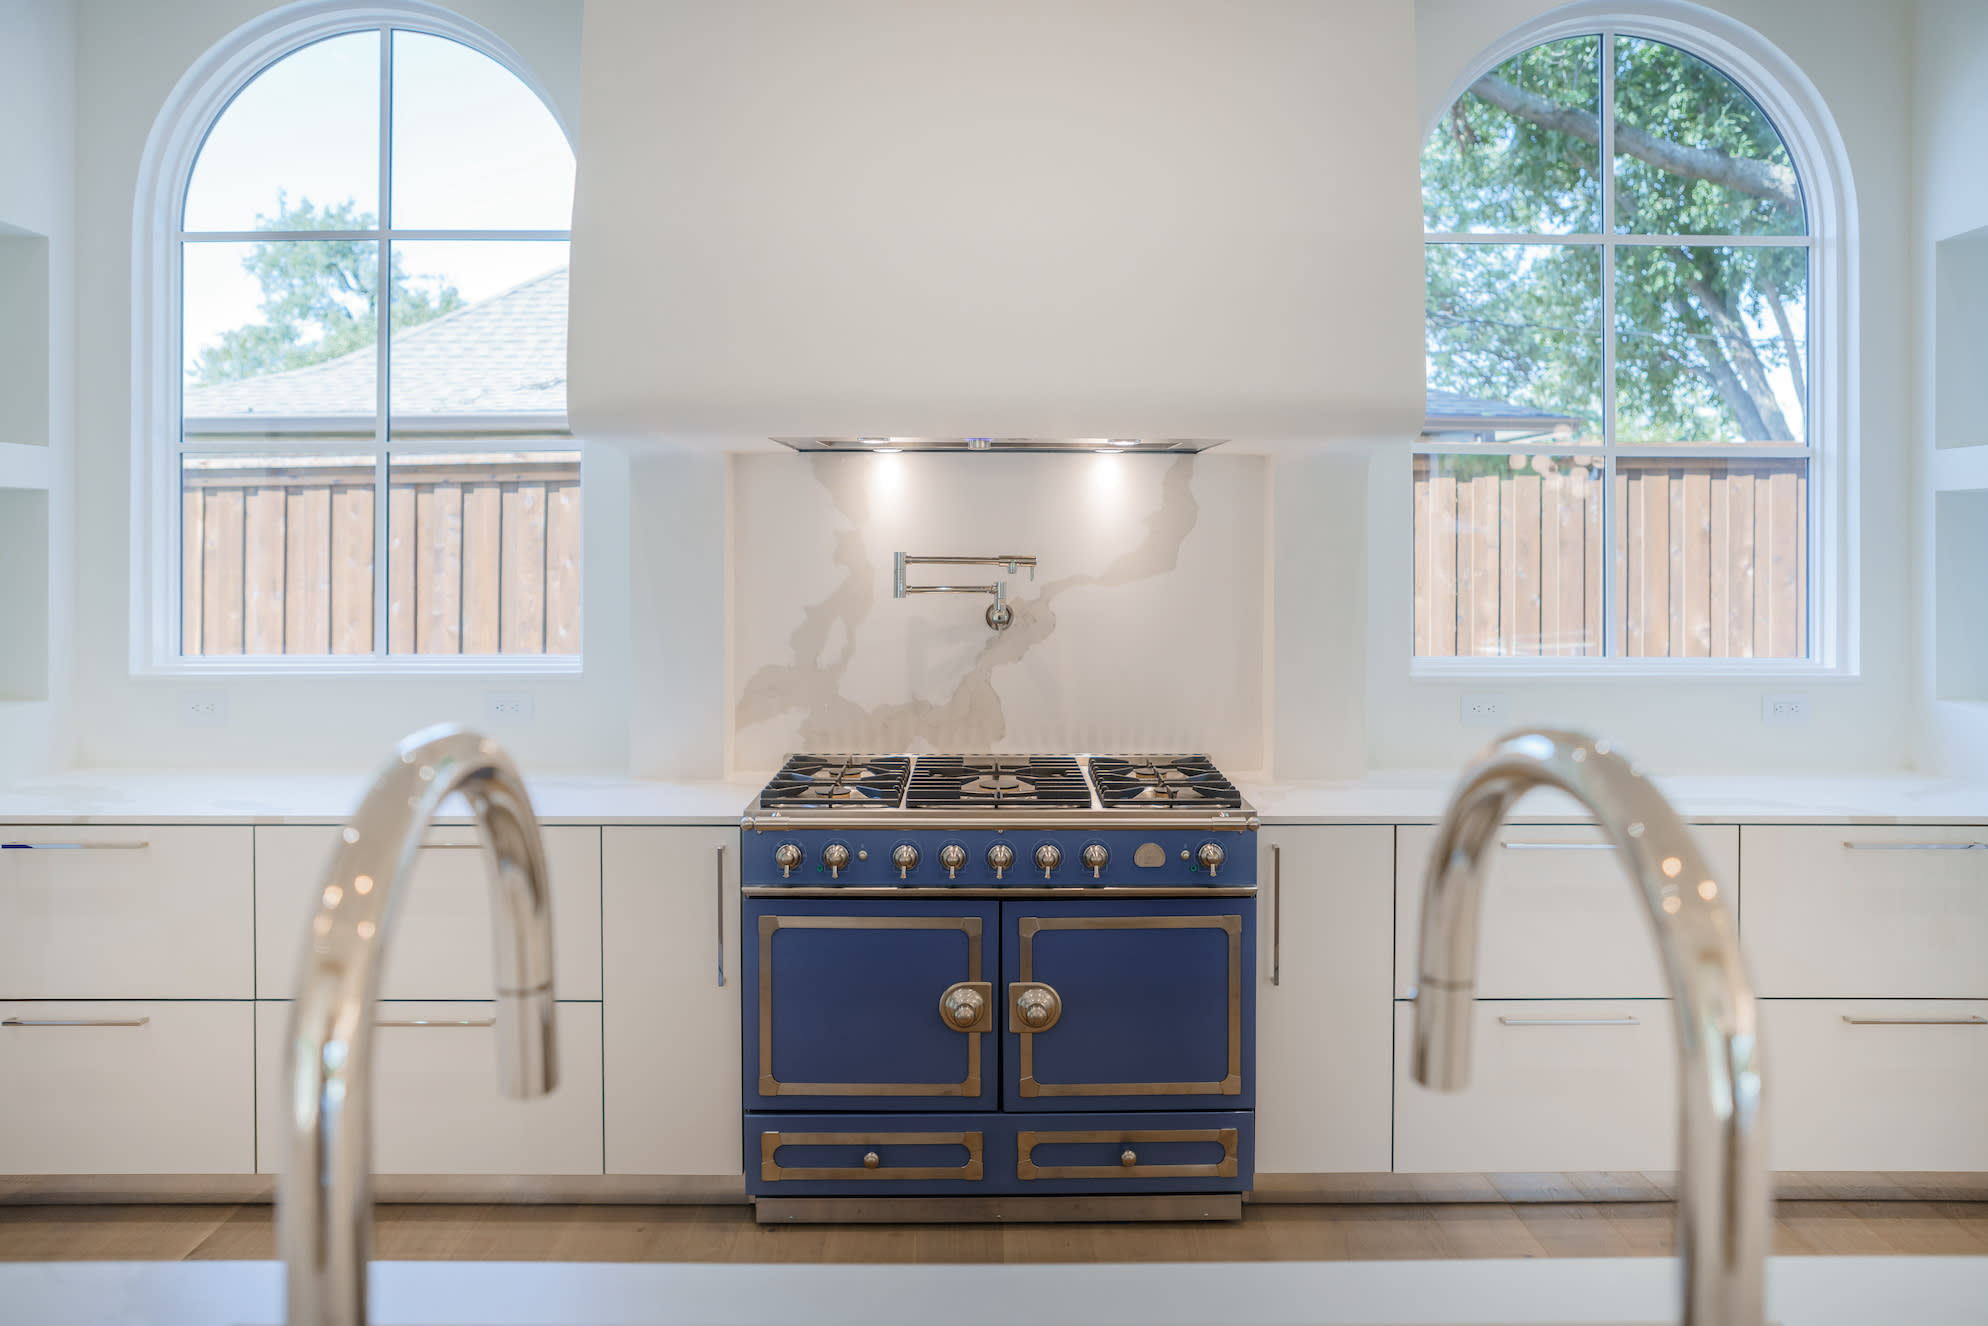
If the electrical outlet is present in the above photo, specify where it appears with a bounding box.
[1460,692,1507,727]
[483,691,534,725]
[178,690,229,728]
[1762,693,1809,726]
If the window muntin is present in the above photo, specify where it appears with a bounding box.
[174,25,575,662]
[1418,31,1813,661]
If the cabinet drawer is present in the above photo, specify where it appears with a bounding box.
[1016,1114,1251,1191]
[1761,999,1988,1172]
[0,1001,253,1174]
[753,1118,987,1192]
[254,1001,603,1175]
[1397,825,1738,998]
[0,826,252,998]
[1741,826,1988,997]
[256,826,601,1000]
[1392,1000,1676,1174]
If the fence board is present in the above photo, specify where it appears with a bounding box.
[285,487,330,654]
[330,484,372,654]
[462,482,502,653]
[244,486,286,655]
[500,482,548,653]
[181,489,203,655]
[1413,464,1430,657]
[1584,467,1603,657]
[1682,469,1711,658]
[1431,471,1457,655]
[200,489,244,655]
[545,482,582,656]
[1512,471,1541,655]
[417,484,464,654]
[1763,468,1800,657]
[386,483,415,655]
[1468,474,1500,656]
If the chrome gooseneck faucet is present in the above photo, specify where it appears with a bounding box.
[1412,729,1766,1326]
[281,725,558,1326]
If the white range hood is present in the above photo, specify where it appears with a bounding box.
[568,0,1426,452]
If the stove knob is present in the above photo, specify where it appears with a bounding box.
[1034,844,1062,879]
[1081,843,1109,878]
[939,843,967,879]
[891,843,920,879]
[822,843,850,878]
[1196,841,1225,877]
[773,843,803,878]
[986,842,1014,879]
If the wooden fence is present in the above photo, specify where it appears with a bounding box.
[1413,455,1806,658]
[180,454,581,656]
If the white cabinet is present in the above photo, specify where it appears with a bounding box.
[0,827,252,998]
[1396,823,1739,999]
[601,826,741,1176]
[0,1001,253,1174]
[1254,826,1393,1175]
[1761,999,1988,1172]
[255,825,602,1000]
[254,1001,603,1175]
[1392,1000,1677,1174]
[1741,826,1988,997]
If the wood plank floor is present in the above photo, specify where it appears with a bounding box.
[3,1202,1985,1263]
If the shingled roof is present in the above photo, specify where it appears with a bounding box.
[183,266,568,420]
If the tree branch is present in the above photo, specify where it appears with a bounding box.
[1470,74,1800,215]
[1761,274,1806,407]
[1666,291,1772,441]
[1678,262,1794,440]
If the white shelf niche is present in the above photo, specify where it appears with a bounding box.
[1936,224,1988,453]
[0,225,49,456]
[1935,490,1988,703]
[0,487,49,701]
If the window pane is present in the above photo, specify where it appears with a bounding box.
[1414,453,1604,657]
[182,240,380,441]
[1614,246,1806,444]
[386,241,568,433]
[389,32,574,230]
[180,454,376,655]
[1425,243,1601,445]
[1422,36,1601,235]
[1612,37,1804,237]
[1613,457,1806,658]
[183,32,380,233]
[386,451,581,656]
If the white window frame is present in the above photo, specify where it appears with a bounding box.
[1411,0,1858,680]
[129,0,579,676]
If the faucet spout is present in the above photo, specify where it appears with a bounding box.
[280,725,557,1326]
[1412,729,1765,1326]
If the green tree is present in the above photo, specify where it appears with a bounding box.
[190,194,463,386]
[1422,36,1807,444]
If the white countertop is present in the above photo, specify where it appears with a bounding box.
[2,1256,1983,1325]
[0,767,1981,826]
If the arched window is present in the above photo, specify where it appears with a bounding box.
[1414,11,1851,668]
[135,6,577,667]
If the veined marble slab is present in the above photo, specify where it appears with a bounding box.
[1,1257,1983,1325]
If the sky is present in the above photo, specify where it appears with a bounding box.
[180,28,574,381]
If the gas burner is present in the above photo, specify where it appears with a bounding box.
[906,755,1091,809]
[1088,755,1243,810]
[759,755,910,810]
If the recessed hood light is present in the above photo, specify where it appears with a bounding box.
[773,437,1227,455]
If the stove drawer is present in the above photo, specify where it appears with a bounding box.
[1014,1112,1253,1193]
[1001,899,1255,1111]
[743,900,1000,1111]
[748,1115,989,1194]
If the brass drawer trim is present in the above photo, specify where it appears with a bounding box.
[1014,914,1243,1098]
[1016,1128,1239,1181]
[760,1130,985,1182]
[757,914,986,1097]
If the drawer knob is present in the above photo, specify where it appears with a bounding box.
[863,1151,881,1170]
[1120,1149,1137,1168]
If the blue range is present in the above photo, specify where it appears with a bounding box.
[739,754,1258,1221]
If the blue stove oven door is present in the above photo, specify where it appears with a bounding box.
[1001,897,1255,1112]
[743,899,1000,1111]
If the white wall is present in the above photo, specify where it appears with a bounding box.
[62,0,629,772]
[1361,0,1918,775]
[0,0,77,782]
[1912,0,1988,779]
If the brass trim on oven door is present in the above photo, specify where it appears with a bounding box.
[1015,1128,1239,1181]
[761,1131,985,1182]
[757,915,987,1097]
[1014,914,1243,1098]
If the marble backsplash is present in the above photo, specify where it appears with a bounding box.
[730,451,1268,771]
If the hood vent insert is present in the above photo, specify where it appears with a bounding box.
[773,437,1226,455]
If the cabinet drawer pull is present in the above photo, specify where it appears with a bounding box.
[1500,841,1615,851]
[1270,843,1281,987]
[716,845,727,988]
[374,1018,495,1029]
[1,842,150,851]
[3,1017,151,1028]
[1841,841,1986,851]
[416,841,484,850]
[1841,1015,1986,1026]
[1497,1016,1640,1027]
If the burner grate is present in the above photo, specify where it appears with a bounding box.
[758,755,910,810]
[1088,755,1243,809]
[906,755,1092,809]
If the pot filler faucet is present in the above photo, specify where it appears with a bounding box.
[1412,729,1766,1326]
[280,724,557,1326]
